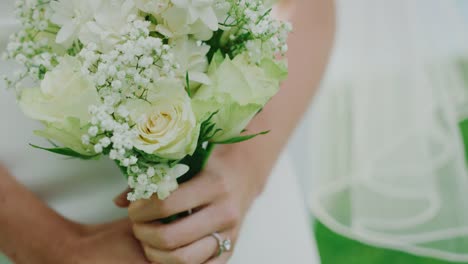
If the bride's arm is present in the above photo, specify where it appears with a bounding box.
[126,1,335,263]
[0,165,80,263]
[0,165,150,263]
[222,0,336,194]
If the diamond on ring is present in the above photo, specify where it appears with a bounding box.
[222,239,232,251]
[211,232,232,256]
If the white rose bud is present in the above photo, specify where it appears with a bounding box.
[125,79,199,160]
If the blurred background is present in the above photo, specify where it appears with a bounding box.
[290,0,468,263]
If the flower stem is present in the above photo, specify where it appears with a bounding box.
[160,142,216,224]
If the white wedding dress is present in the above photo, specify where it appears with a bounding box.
[297,0,468,262]
[0,1,319,263]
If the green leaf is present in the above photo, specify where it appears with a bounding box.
[198,111,223,142]
[149,31,165,39]
[46,139,60,148]
[133,148,175,164]
[145,14,158,24]
[213,131,270,144]
[459,119,468,163]
[206,30,225,63]
[185,72,192,98]
[30,144,100,160]
[38,65,47,80]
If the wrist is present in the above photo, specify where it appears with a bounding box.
[4,221,84,264]
[214,144,273,197]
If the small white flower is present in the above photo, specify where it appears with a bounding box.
[99,137,111,147]
[147,184,159,193]
[88,126,99,136]
[155,164,190,200]
[137,174,148,185]
[122,158,131,167]
[147,167,155,177]
[127,192,137,201]
[129,156,138,165]
[131,166,141,174]
[94,143,103,153]
[81,135,90,145]
[109,149,119,160]
[111,80,122,89]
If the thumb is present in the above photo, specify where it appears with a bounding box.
[114,188,131,208]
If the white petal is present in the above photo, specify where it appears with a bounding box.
[188,71,212,85]
[171,164,190,178]
[198,7,218,30]
[171,0,189,7]
[56,21,76,44]
[187,7,199,24]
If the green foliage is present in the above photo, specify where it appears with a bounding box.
[185,72,192,97]
[176,112,220,184]
[198,111,223,143]
[175,116,217,181]
[30,144,100,160]
[460,119,468,163]
[205,30,225,63]
[66,41,83,56]
[145,14,158,24]
[133,148,180,167]
[38,64,47,80]
[213,130,270,144]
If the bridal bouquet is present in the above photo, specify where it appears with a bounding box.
[3,0,290,201]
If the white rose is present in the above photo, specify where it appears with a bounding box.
[125,79,199,160]
[193,52,287,141]
[19,56,100,155]
[19,56,100,124]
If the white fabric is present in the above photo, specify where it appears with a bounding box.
[0,1,318,263]
[302,0,468,262]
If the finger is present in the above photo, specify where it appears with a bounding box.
[129,171,225,222]
[142,235,216,264]
[204,231,235,264]
[142,231,232,264]
[133,203,239,250]
[204,252,233,264]
[114,188,131,208]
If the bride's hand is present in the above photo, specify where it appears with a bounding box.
[66,219,150,264]
[121,151,263,264]
[0,165,149,264]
